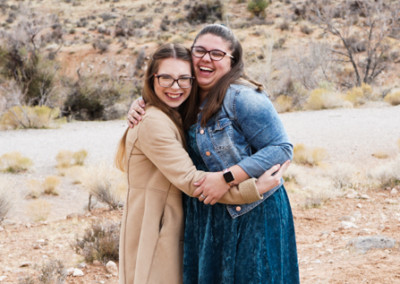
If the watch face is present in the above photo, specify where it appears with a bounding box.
[223,171,235,183]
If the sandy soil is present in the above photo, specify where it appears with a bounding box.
[0,104,400,283]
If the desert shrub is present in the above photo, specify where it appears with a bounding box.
[0,105,61,129]
[186,0,223,24]
[0,191,11,223]
[368,156,400,188]
[74,221,120,264]
[73,150,88,166]
[344,84,372,106]
[300,24,313,35]
[81,165,126,210]
[56,149,88,168]
[43,176,61,196]
[305,88,348,110]
[384,90,400,106]
[26,179,43,199]
[38,259,66,284]
[0,152,33,173]
[56,150,74,168]
[27,199,51,222]
[279,21,290,31]
[0,45,58,106]
[92,37,111,54]
[273,95,293,113]
[62,77,122,121]
[371,151,390,159]
[293,144,327,166]
[248,0,269,18]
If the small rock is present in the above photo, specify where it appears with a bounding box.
[20,261,31,267]
[359,194,370,199]
[385,199,398,204]
[356,203,362,208]
[390,188,398,195]
[73,268,84,277]
[78,262,86,269]
[66,268,74,276]
[0,226,4,232]
[0,276,7,281]
[106,261,118,276]
[346,192,358,199]
[33,244,42,249]
[347,235,396,253]
[340,221,358,229]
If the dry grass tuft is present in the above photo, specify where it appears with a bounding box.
[56,149,88,168]
[0,190,11,223]
[27,199,51,222]
[384,90,400,106]
[55,150,74,168]
[0,106,62,130]
[81,164,126,210]
[344,84,376,106]
[43,176,61,196]
[73,149,88,166]
[293,144,327,166]
[368,156,400,188]
[26,179,43,199]
[371,152,390,159]
[0,152,33,173]
[273,95,293,113]
[305,88,349,110]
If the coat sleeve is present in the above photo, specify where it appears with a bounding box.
[136,111,262,204]
[233,88,293,178]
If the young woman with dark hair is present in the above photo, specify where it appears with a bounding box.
[117,43,290,284]
[128,24,299,283]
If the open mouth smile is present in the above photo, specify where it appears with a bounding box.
[165,92,183,99]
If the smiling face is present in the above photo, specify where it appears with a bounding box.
[192,33,233,97]
[153,58,192,109]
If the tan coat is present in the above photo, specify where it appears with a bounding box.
[119,106,262,284]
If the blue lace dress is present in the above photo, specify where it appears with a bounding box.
[183,125,299,284]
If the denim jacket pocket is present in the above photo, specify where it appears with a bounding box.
[209,118,234,151]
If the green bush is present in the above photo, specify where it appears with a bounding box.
[63,78,121,121]
[247,0,269,18]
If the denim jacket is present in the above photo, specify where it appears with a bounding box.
[194,84,293,218]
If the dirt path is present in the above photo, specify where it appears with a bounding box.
[1,104,400,283]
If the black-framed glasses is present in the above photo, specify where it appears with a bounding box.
[154,74,194,89]
[191,46,234,61]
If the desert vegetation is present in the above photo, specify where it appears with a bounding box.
[0,0,398,124]
[0,0,399,283]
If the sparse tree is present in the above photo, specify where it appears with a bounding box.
[310,0,400,87]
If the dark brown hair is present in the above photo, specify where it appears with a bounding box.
[191,24,263,126]
[116,43,198,171]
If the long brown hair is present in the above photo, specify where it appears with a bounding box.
[115,43,198,171]
[190,24,263,126]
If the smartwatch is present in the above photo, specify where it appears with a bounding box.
[223,169,235,186]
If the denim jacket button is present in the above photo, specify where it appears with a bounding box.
[205,151,211,156]
[199,129,205,134]
[235,206,241,212]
